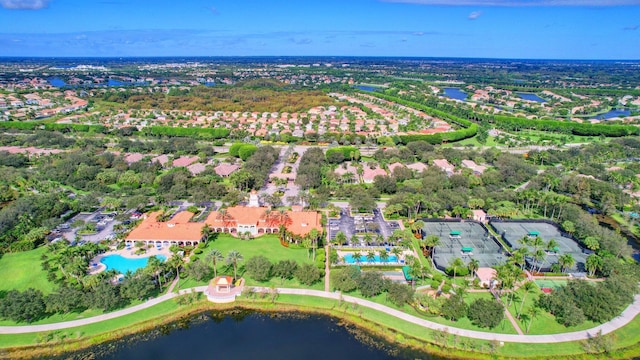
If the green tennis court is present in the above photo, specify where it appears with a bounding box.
[534,279,567,290]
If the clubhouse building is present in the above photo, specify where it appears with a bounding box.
[125,194,322,247]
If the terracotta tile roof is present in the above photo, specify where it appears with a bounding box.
[173,156,199,168]
[214,163,240,177]
[407,162,428,172]
[187,163,207,175]
[362,166,387,181]
[152,154,170,166]
[388,162,405,173]
[126,211,204,242]
[125,153,144,164]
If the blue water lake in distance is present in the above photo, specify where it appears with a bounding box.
[443,88,467,101]
[517,93,546,103]
[355,85,381,92]
[100,254,166,274]
[48,77,66,87]
[596,109,631,120]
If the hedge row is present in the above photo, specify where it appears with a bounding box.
[229,143,258,160]
[365,92,478,144]
[0,121,107,133]
[141,126,230,139]
[490,115,640,137]
[325,146,358,160]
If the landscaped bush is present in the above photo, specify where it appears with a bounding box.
[245,255,273,282]
[468,298,504,329]
[332,266,361,292]
[295,263,322,285]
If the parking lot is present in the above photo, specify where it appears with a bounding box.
[328,208,400,247]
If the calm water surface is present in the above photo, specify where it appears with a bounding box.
[517,93,546,103]
[443,88,467,101]
[67,311,440,360]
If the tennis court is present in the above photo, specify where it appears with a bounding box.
[422,221,506,272]
[490,221,586,272]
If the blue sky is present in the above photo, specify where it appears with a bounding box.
[0,0,639,59]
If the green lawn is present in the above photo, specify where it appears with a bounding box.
[502,287,598,335]
[179,234,316,290]
[0,247,56,295]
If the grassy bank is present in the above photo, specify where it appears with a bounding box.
[0,247,55,295]
[1,292,640,359]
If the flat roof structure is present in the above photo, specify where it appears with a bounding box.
[422,220,506,272]
[490,221,587,273]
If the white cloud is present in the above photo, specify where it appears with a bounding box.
[468,11,482,19]
[0,0,50,10]
[382,0,640,6]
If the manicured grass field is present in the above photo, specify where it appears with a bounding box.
[0,246,56,295]
[179,234,316,290]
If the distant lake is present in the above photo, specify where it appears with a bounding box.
[49,77,67,87]
[204,82,216,87]
[596,109,631,120]
[355,85,381,92]
[443,88,467,101]
[517,93,546,103]
[64,311,438,360]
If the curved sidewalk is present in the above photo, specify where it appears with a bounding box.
[0,286,638,344]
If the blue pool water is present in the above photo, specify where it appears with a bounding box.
[100,254,166,274]
[443,88,467,101]
[517,93,546,103]
[343,254,398,264]
[355,85,381,92]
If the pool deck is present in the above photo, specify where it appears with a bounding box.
[336,249,412,266]
[88,246,173,274]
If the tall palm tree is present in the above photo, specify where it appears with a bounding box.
[423,234,440,256]
[334,231,347,246]
[468,259,480,278]
[226,250,244,280]
[206,249,224,278]
[450,257,465,279]
[546,238,559,253]
[390,247,402,262]
[558,253,575,273]
[352,251,363,265]
[379,249,389,263]
[366,250,376,263]
[517,281,536,319]
[167,254,185,288]
[585,254,602,277]
[146,255,165,290]
[533,249,546,272]
[526,306,541,334]
[201,225,213,242]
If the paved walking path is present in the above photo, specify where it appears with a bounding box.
[324,245,331,292]
[0,286,638,344]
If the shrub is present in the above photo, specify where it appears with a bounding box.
[245,256,273,282]
[295,263,322,285]
[468,299,504,329]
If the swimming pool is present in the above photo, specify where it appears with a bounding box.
[100,254,167,274]
[343,254,399,264]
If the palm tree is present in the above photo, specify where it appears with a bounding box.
[546,238,559,253]
[450,257,465,279]
[334,231,347,246]
[390,247,402,262]
[558,253,575,273]
[423,234,440,257]
[410,220,424,238]
[511,247,529,270]
[167,254,185,288]
[206,249,224,278]
[352,251,363,265]
[366,250,376,263]
[146,255,165,291]
[226,250,244,280]
[533,249,546,272]
[525,306,541,334]
[308,228,320,260]
[379,249,389,263]
[201,225,213,242]
[468,259,480,278]
[517,281,536,319]
[585,254,602,277]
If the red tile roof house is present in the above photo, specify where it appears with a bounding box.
[432,158,455,176]
[187,163,207,176]
[387,162,405,174]
[334,164,359,184]
[461,159,487,175]
[151,154,170,167]
[407,162,428,173]
[173,156,199,168]
[362,166,388,184]
[124,153,144,165]
[214,163,240,177]
[126,206,322,247]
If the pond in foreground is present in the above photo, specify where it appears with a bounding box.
[64,310,441,360]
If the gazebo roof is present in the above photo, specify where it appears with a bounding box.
[213,276,234,286]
